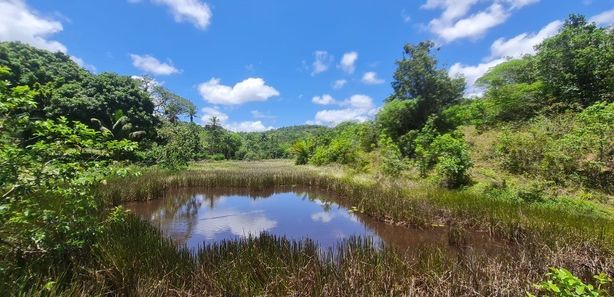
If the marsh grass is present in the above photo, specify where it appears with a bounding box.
[99,160,614,249]
[15,159,598,296]
[58,212,611,296]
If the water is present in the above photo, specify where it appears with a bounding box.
[125,187,458,252]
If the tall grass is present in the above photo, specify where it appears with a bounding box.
[99,160,614,250]
[24,160,610,296]
[55,213,613,296]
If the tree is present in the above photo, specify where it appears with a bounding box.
[382,41,465,138]
[147,84,196,123]
[535,15,614,107]
[205,116,224,155]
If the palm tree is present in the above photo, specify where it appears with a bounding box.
[91,110,145,140]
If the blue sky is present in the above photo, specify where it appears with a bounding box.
[1,0,613,131]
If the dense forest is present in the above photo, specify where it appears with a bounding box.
[1,14,613,296]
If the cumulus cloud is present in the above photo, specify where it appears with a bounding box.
[151,0,212,29]
[311,50,333,75]
[423,0,540,43]
[197,208,277,239]
[488,20,562,59]
[361,72,384,85]
[198,77,280,105]
[225,121,274,132]
[312,94,336,105]
[0,0,67,52]
[201,106,229,123]
[449,19,562,96]
[590,8,614,26]
[431,3,510,42]
[310,94,378,126]
[332,79,347,89]
[339,51,358,74]
[201,107,274,132]
[130,54,179,75]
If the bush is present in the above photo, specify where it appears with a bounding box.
[291,139,314,165]
[528,267,612,297]
[378,134,406,177]
[430,133,473,188]
[414,123,473,188]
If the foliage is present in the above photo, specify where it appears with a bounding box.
[0,69,138,286]
[535,15,614,108]
[528,268,612,297]
[0,42,159,140]
[239,125,329,160]
[384,41,465,137]
[496,102,613,192]
[146,122,204,169]
[377,134,406,177]
[291,138,315,165]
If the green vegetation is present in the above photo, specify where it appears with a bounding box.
[1,14,614,297]
[528,268,612,297]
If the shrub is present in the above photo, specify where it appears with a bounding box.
[430,133,473,188]
[291,139,314,165]
[378,134,406,177]
[528,267,612,297]
[414,122,472,188]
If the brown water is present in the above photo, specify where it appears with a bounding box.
[125,186,498,252]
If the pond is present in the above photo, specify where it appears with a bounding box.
[125,186,490,252]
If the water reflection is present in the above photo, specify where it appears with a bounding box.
[125,186,465,252]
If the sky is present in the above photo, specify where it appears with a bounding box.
[1,0,613,132]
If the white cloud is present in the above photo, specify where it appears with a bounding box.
[423,0,540,43]
[130,54,179,75]
[0,0,66,53]
[198,77,280,105]
[225,121,274,132]
[311,94,378,126]
[502,0,540,9]
[449,58,507,97]
[311,211,334,223]
[201,107,229,123]
[449,19,562,96]
[312,94,336,105]
[197,208,277,239]
[201,107,273,132]
[422,0,480,23]
[590,8,614,26]
[431,3,510,42]
[339,51,358,74]
[332,79,347,89]
[361,72,384,85]
[311,50,333,75]
[489,20,562,59]
[151,0,212,29]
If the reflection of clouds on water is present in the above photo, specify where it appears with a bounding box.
[311,211,334,223]
[341,211,359,223]
[198,209,277,239]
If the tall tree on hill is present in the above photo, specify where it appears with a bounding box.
[378,41,465,140]
[535,14,614,108]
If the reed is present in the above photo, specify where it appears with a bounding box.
[99,160,614,250]
[57,212,613,296]
[44,159,608,296]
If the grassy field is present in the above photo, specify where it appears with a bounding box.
[53,160,610,296]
